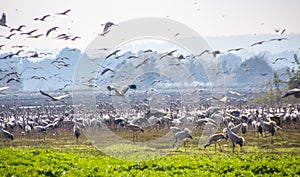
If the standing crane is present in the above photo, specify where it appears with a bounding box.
[226,121,245,152]
[73,121,80,144]
[172,129,193,150]
[127,124,144,141]
[204,133,226,151]
[0,126,14,146]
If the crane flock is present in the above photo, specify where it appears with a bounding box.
[0,7,299,154]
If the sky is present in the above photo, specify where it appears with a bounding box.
[0,0,299,53]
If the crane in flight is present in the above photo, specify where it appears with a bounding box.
[39,90,70,102]
[107,84,136,96]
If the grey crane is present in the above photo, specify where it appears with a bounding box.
[24,125,32,138]
[73,122,80,143]
[204,133,226,151]
[127,124,144,141]
[39,90,69,102]
[34,125,47,141]
[226,121,245,152]
[257,117,282,142]
[170,126,181,135]
[241,123,248,134]
[172,129,193,150]
[0,127,14,141]
[144,109,167,119]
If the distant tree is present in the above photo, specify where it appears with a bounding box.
[235,54,273,85]
[219,53,242,73]
[287,54,300,89]
[273,72,282,92]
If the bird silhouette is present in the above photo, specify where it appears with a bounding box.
[227,48,244,52]
[260,73,268,76]
[269,38,288,42]
[0,49,24,59]
[101,68,115,75]
[160,50,177,60]
[105,50,120,59]
[197,49,210,56]
[0,33,16,40]
[46,27,59,36]
[27,34,43,39]
[70,36,81,41]
[135,58,150,68]
[250,40,267,47]
[11,45,28,48]
[127,55,139,59]
[29,76,47,80]
[272,57,287,64]
[10,25,26,32]
[7,77,21,84]
[143,49,153,53]
[274,28,280,33]
[102,21,116,33]
[56,9,71,15]
[0,13,7,27]
[21,29,38,36]
[34,14,50,21]
[211,50,223,57]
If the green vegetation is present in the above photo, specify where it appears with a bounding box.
[1,148,299,177]
[0,126,300,176]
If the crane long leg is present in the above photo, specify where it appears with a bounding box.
[218,143,222,152]
[136,133,138,142]
[172,139,177,148]
[214,143,217,151]
[133,132,135,141]
[277,131,284,140]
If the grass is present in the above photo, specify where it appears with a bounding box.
[0,124,300,176]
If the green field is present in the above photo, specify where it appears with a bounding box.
[1,126,300,176]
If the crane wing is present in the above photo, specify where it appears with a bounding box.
[0,86,9,92]
[120,84,136,95]
[39,90,56,100]
[53,94,69,100]
[283,88,300,98]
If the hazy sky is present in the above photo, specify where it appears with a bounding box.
[1,0,299,52]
